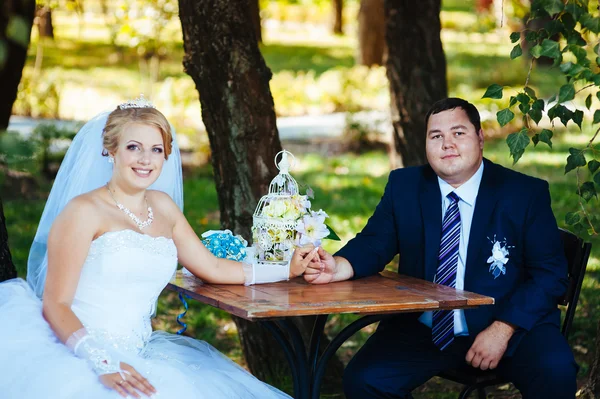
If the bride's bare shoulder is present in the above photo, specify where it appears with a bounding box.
[147,190,179,210]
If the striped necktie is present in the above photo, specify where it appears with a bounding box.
[432,191,461,350]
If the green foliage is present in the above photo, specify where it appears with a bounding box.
[12,71,61,118]
[487,0,600,236]
[0,131,37,171]
[507,128,530,163]
[483,84,504,99]
[6,15,32,48]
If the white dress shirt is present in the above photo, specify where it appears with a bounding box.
[419,161,484,336]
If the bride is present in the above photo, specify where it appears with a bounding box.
[0,98,317,398]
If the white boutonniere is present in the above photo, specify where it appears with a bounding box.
[486,235,513,279]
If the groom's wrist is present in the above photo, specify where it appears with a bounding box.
[332,256,354,282]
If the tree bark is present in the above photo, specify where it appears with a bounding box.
[332,0,343,34]
[357,0,385,66]
[384,0,447,167]
[0,0,36,130]
[579,320,600,398]
[35,5,54,39]
[177,0,343,390]
[250,0,262,43]
[0,195,16,282]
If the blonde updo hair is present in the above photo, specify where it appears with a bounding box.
[102,107,173,160]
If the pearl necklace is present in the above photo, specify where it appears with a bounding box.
[106,184,154,230]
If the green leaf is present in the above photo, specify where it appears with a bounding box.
[581,13,600,34]
[325,224,341,241]
[588,160,600,174]
[509,96,518,107]
[565,147,587,174]
[594,110,600,124]
[566,30,586,46]
[565,3,585,21]
[558,83,575,103]
[586,94,593,110]
[519,102,530,114]
[560,13,576,31]
[529,108,543,124]
[524,87,537,100]
[516,92,530,104]
[548,104,573,127]
[597,91,600,102]
[540,39,561,59]
[573,110,584,130]
[595,172,600,187]
[530,44,543,58]
[6,16,31,48]
[565,212,581,225]
[531,98,544,111]
[542,0,564,16]
[506,128,530,164]
[578,182,597,202]
[517,92,530,114]
[510,43,523,59]
[510,32,521,43]
[482,84,503,99]
[525,30,538,42]
[567,44,589,66]
[497,108,515,127]
[560,62,585,77]
[539,129,553,148]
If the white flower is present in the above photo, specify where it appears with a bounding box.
[263,200,288,218]
[296,212,330,246]
[487,240,510,279]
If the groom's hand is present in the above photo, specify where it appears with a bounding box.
[465,320,515,371]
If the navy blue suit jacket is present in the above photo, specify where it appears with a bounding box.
[336,158,568,354]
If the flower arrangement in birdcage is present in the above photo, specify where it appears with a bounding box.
[252,150,339,265]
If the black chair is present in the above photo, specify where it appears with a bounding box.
[438,228,592,399]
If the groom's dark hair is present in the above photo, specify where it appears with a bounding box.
[425,98,481,133]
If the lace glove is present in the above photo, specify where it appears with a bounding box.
[66,328,122,375]
[241,247,290,285]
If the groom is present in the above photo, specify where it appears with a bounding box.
[304,98,577,398]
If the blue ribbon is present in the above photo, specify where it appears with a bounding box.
[176,292,190,335]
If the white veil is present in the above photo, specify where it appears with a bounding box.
[26,110,184,298]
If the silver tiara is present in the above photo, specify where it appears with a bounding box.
[118,94,156,110]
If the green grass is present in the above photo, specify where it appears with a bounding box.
[5,137,600,397]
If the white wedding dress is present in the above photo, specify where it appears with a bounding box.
[0,229,291,399]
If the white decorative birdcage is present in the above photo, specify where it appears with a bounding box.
[252,150,310,265]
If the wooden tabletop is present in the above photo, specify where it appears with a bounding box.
[168,270,494,321]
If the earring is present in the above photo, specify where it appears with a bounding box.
[108,156,115,164]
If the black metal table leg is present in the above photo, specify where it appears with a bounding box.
[275,319,310,399]
[261,320,307,399]
[310,314,394,399]
[308,315,329,375]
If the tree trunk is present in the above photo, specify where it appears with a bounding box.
[384,0,447,167]
[0,195,16,282]
[579,320,600,398]
[250,0,262,43]
[357,0,385,66]
[177,0,343,391]
[35,5,54,39]
[0,0,36,130]
[332,0,343,34]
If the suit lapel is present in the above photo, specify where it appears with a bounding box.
[420,166,442,282]
[465,158,500,289]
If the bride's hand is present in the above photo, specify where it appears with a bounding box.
[99,362,156,398]
[289,245,319,278]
